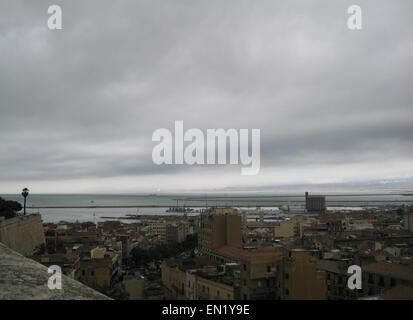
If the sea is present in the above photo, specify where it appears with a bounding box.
[2,193,413,224]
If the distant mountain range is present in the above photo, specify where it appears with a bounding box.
[213,178,413,195]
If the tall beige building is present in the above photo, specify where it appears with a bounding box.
[198,208,242,257]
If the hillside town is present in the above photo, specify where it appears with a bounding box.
[1,192,413,300]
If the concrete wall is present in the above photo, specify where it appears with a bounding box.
[0,214,45,256]
[274,218,298,237]
[287,250,326,300]
[123,276,144,300]
[0,242,109,300]
[226,215,242,248]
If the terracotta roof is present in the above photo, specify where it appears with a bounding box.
[72,232,97,236]
[215,245,282,260]
[363,262,413,282]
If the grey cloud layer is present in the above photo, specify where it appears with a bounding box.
[0,0,412,191]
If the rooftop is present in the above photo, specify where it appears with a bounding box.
[215,245,283,261]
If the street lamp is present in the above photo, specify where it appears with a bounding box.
[21,188,29,216]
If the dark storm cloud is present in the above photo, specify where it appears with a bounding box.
[0,0,412,192]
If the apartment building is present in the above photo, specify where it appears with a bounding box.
[281,249,327,300]
[362,261,413,296]
[239,248,284,300]
[317,259,362,300]
[162,258,240,300]
[150,220,190,244]
[198,208,242,258]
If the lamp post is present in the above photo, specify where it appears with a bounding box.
[21,188,29,216]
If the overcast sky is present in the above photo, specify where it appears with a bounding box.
[0,0,412,194]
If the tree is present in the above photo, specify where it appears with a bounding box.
[131,233,198,267]
[0,196,22,219]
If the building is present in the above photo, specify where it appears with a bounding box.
[239,247,326,300]
[239,248,284,300]
[404,211,413,234]
[29,252,80,279]
[149,221,167,243]
[362,261,413,296]
[282,249,327,300]
[162,259,190,299]
[116,234,131,262]
[196,270,239,300]
[274,217,300,238]
[122,275,145,300]
[162,258,240,300]
[149,220,190,244]
[77,248,121,293]
[317,259,361,300]
[166,221,190,243]
[198,208,242,258]
[0,214,45,256]
[305,192,326,214]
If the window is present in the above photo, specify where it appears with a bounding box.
[379,277,385,287]
[285,273,289,280]
[267,266,271,272]
[91,271,94,276]
[243,264,247,271]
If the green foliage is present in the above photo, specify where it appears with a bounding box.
[131,233,198,267]
[0,196,22,219]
